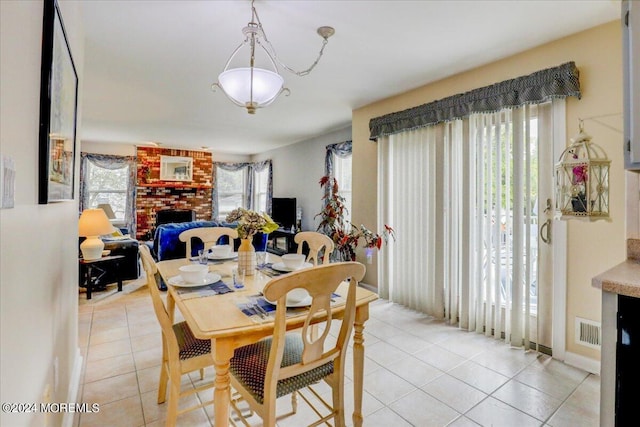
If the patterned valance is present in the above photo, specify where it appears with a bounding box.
[369,61,581,140]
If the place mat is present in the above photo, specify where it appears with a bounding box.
[256,263,284,278]
[174,280,234,299]
[238,293,344,323]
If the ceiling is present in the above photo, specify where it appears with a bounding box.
[81,0,619,155]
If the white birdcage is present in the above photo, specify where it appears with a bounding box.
[555,122,610,220]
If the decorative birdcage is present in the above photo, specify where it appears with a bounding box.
[555,121,610,220]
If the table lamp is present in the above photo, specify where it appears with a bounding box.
[78,208,114,260]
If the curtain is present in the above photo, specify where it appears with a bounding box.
[369,62,580,140]
[324,140,352,203]
[79,152,136,234]
[248,160,273,213]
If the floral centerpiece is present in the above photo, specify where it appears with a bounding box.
[226,208,278,275]
[316,176,395,261]
[225,207,279,239]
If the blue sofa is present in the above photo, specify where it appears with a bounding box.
[152,221,268,261]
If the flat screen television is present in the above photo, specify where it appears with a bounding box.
[271,197,296,230]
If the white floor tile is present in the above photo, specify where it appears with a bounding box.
[78,290,599,427]
[389,388,461,427]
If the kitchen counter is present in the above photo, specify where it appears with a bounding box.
[592,259,640,297]
[593,238,640,426]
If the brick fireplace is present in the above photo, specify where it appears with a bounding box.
[136,147,213,239]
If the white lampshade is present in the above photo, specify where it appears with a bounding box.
[79,209,114,260]
[218,67,284,108]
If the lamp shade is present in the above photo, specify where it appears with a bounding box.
[79,208,114,237]
[218,67,284,108]
[79,209,114,260]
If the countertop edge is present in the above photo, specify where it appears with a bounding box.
[592,260,640,298]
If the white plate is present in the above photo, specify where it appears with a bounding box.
[264,295,313,308]
[271,262,313,273]
[168,272,221,288]
[207,252,238,261]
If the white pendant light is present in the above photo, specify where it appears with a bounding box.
[212,0,334,114]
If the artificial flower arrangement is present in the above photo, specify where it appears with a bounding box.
[225,207,279,239]
[316,176,395,261]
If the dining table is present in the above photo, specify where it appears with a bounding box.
[156,252,378,427]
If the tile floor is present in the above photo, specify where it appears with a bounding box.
[75,278,600,427]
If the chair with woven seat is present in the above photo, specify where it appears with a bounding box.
[294,231,335,266]
[229,261,366,427]
[138,245,214,426]
[178,226,238,259]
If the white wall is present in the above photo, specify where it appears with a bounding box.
[0,1,84,426]
[253,126,352,232]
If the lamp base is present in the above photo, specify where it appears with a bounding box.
[81,236,105,261]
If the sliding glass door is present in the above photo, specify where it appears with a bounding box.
[379,101,561,351]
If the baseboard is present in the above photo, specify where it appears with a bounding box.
[358,282,376,292]
[564,350,601,375]
[62,348,84,427]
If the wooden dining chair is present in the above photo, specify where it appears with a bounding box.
[138,245,215,426]
[228,261,366,427]
[178,226,238,259]
[294,231,335,266]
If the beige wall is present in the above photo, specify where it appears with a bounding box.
[352,21,625,360]
[0,1,85,426]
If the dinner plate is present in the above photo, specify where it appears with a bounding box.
[168,272,221,288]
[207,252,238,261]
[264,295,313,308]
[271,262,313,273]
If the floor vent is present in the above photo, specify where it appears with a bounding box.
[575,317,601,349]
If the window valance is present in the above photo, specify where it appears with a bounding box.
[369,61,581,140]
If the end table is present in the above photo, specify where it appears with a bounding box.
[79,255,125,299]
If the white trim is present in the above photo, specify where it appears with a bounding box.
[552,99,568,361]
[62,348,84,427]
[564,350,601,375]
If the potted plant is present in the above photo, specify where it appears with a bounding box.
[316,176,395,261]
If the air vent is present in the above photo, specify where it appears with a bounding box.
[575,317,601,349]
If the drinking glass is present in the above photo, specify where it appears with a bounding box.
[256,251,267,268]
[198,249,208,265]
[232,267,245,289]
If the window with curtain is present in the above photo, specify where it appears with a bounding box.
[79,153,136,234]
[325,141,352,224]
[213,160,273,220]
[374,62,579,351]
[253,166,269,212]
[216,166,247,220]
[86,162,129,218]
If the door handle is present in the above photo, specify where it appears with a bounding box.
[540,219,551,244]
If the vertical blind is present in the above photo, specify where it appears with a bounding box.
[378,102,559,349]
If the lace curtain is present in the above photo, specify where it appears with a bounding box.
[79,153,137,234]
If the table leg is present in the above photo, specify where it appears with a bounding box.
[352,303,369,427]
[85,265,92,300]
[116,260,123,292]
[214,340,234,427]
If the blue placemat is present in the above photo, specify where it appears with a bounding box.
[175,280,234,298]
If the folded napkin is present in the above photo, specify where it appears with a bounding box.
[175,280,234,299]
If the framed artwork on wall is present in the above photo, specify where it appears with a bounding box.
[38,0,79,204]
